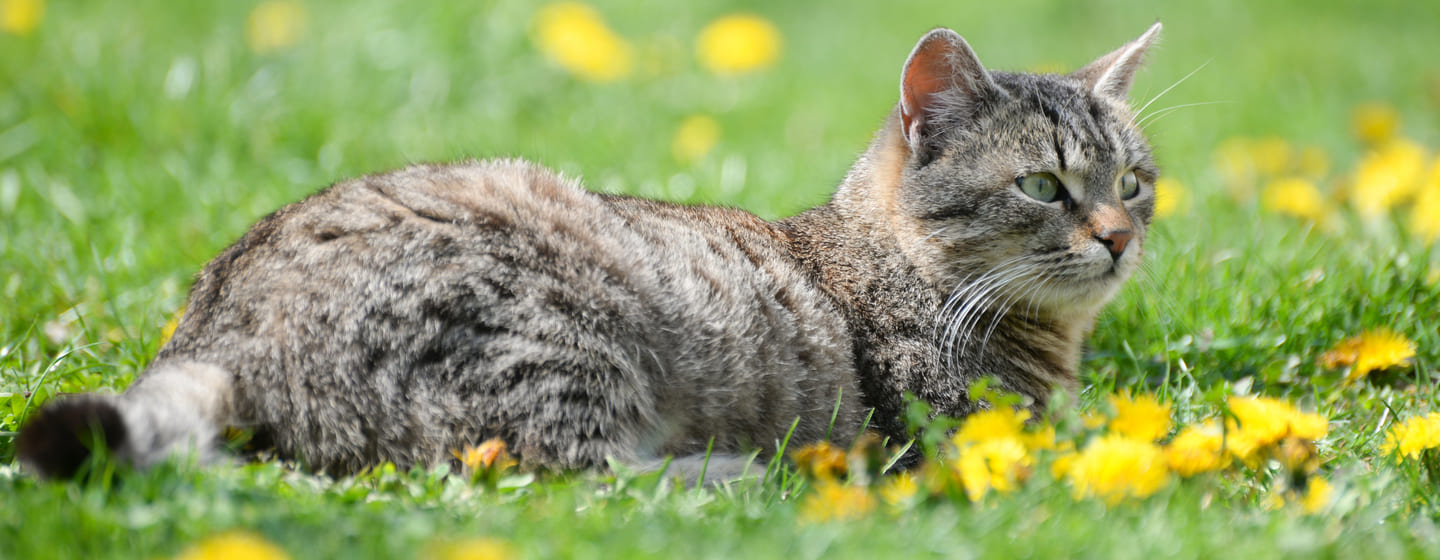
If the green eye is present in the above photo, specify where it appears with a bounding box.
[1018,172,1064,203]
[1120,170,1140,199]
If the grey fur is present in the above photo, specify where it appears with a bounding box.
[17,25,1162,479]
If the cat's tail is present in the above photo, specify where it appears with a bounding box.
[16,360,233,479]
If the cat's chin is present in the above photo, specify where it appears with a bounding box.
[1027,267,1133,320]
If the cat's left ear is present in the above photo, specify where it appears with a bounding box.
[1072,22,1162,100]
[899,28,1001,152]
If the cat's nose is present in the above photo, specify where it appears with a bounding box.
[1096,230,1133,260]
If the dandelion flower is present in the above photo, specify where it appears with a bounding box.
[1164,421,1226,477]
[174,531,290,560]
[246,1,308,54]
[1081,411,1108,430]
[1251,137,1294,177]
[453,438,516,472]
[1107,392,1172,442]
[1385,412,1440,461]
[1261,177,1328,222]
[1153,177,1186,218]
[1408,157,1440,243]
[430,537,515,560]
[1274,436,1320,473]
[955,437,1031,501]
[0,0,41,35]
[1352,103,1399,145]
[696,14,781,75]
[1066,434,1169,504]
[160,306,186,346]
[672,115,720,164]
[1351,139,1427,217]
[799,480,876,523]
[952,408,1028,448]
[1225,396,1328,463]
[1301,477,1334,514]
[1019,422,1057,451]
[1320,328,1417,383]
[791,441,847,481]
[1214,137,1259,199]
[1049,450,1077,479]
[877,472,920,508]
[533,2,633,82]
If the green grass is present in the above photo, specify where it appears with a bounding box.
[3,0,1440,557]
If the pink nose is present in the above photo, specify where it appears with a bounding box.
[1097,230,1133,260]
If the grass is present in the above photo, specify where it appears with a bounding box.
[3,0,1440,557]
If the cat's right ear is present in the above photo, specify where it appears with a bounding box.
[899,29,999,155]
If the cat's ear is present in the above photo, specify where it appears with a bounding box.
[899,28,999,152]
[1072,22,1162,100]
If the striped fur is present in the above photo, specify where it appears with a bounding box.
[17,25,1161,479]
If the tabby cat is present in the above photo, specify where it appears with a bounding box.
[18,23,1162,481]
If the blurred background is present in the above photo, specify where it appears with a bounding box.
[1,0,1438,415]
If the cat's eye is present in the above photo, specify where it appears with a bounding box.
[1120,170,1140,200]
[1017,173,1064,203]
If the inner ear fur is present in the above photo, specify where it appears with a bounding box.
[1071,22,1163,100]
[898,28,999,152]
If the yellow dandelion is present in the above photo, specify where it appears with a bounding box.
[791,441,848,481]
[1153,177,1186,218]
[453,438,516,473]
[952,408,1028,448]
[1214,137,1259,199]
[1320,328,1417,383]
[1107,392,1172,442]
[1081,411,1108,430]
[877,472,920,508]
[955,437,1032,501]
[799,480,876,523]
[160,306,186,346]
[1385,412,1440,462]
[1164,421,1226,477]
[1408,157,1440,243]
[1275,436,1320,473]
[174,531,290,560]
[1352,102,1399,146]
[430,537,516,560]
[246,1,308,54]
[1301,477,1334,514]
[1018,422,1057,451]
[1225,396,1327,463]
[1066,434,1169,505]
[1049,449,1077,479]
[1252,137,1294,177]
[532,2,633,82]
[696,14,782,75]
[0,0,42,35]
[1260,177,1328,222]
[672,114,720,164]
[1351,138,1427,217]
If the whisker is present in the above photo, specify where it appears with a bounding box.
[934,257,1028,371]
[952,265,1035,360]
[1135,101,1232,129]
[1129,58,1211,128]
[941,270,1011,367]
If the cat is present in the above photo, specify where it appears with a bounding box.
[17,23,1162,481]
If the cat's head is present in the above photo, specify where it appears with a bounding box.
[880,24,1162,322]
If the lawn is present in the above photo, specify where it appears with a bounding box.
[3,0,1440,557]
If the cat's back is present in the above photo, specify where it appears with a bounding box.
[161,159,862,472]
